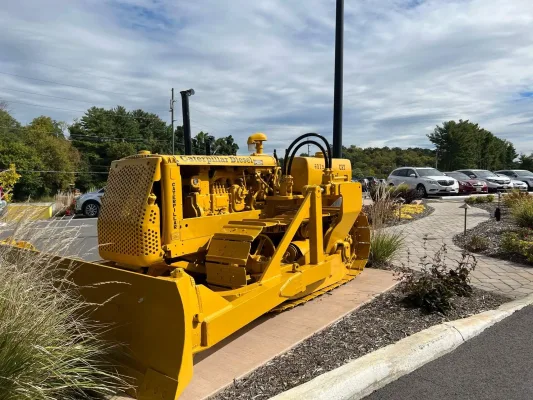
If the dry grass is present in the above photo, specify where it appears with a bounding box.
[54,191,77,215]
[367,184,396,229]
[0,208,129,400]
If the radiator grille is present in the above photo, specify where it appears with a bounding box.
[97,157,163,266]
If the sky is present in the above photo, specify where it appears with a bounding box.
[1,0,533,155]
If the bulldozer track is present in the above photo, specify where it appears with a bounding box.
[271,275,355,312]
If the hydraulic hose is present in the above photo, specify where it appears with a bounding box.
[283,133,332,174]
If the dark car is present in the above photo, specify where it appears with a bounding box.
[444,172,487,194]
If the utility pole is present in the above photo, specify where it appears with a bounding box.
[170,88,176,155]
[332,0,344,158]
[435,149,438,169]
[308,143,310,156]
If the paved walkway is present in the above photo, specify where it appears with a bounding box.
[386,202,533,298]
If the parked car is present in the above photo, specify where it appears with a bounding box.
[75,187,105,217]
[387,167,459,197]
[444,171,487,194]
[495,174,528,192]
[494,169,533,190]
[354,178,369,192]
[455,169,511,193]
[365,176,380,187]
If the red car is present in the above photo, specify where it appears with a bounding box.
[445,172,487,194]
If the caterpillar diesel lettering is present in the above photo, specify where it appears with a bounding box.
[5,133,370,399]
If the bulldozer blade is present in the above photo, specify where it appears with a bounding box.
[2,245,194,400]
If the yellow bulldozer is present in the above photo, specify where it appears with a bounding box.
[5,132,370,399]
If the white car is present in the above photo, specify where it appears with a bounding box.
[496,174,528,192]
[387,167,459,198]
[494,169,533,191]
[75,188,105,217]
[456,169,511,193]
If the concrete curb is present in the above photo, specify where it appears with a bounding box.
[269,294,533,400]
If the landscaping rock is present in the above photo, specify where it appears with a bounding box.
[211,287,509,400]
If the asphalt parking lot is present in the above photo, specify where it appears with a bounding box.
[0,216,99,261]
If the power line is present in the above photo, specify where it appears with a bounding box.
[16,170,109,174]
[27,61,124,83]
[0,123,185,145]
[0,71,130,96]
[5,100,173,122]
[0,87,128,108]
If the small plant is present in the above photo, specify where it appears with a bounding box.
[465,197,477,205]
[369,230,404,267]
[397,246,476,314]
[486,194,495,203]
[501,229,533,263]
[511,198,533,229]
[474,196,486,204]
[503,190,529,207]
[465,234,490,252]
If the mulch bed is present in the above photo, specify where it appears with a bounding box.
[453,203,532,266]
[362,203,435,228]
[211,286,509,400]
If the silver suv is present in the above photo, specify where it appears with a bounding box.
[387,167,459,197]
[494,169,533,190]
[455,169,511,192]
[75,188,105,217]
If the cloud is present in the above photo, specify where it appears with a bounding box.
[1,0,533,155]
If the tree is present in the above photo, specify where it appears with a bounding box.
[69,106,172,190]
[24,116,80,196]
[192,131,215,155]
[428,120,517,171]
[0,164,21,201]
[517,153,533,171]
[342,145,435,178]
[213,135,239,155]
[0,112,80,199]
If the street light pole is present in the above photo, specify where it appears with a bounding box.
[332,0,344,158]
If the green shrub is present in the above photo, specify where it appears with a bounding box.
[0,219,128,399]
[511,198,533,228]
[465,235,489,252]
[474,196,486,204]
[486,194,495,203]
[369,230,404,267]
[398,246,476,314]
[465,197,477,205]
[503,190,529,207]
[501,230,533,263]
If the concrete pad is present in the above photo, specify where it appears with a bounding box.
[179,268,397,400]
